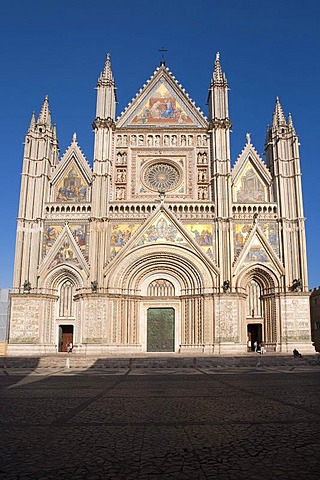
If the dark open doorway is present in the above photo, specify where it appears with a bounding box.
[58,325,74,352]
[247,323,262,351]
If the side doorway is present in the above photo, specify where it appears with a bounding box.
[247,323,262,352]
[58,325,74,352]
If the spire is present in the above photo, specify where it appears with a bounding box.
[272,97,287,128]
[29,111,36,131]
[99,53,114,85]
[37,95,52,126]
[212,52,226,85]
[288,112,296,134]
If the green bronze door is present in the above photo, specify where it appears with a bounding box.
[147,308,175,352]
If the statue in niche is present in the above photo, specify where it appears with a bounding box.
[123,135,127,145]
[131,135,137,146]
[116,136,122,146]
[197,135,202,146]
[117,152,122,164]
[164,135,170,146]
[202,152,207,164]
[155,135,160,146]
[147,135,153,146]
[181,135,186,146]
[188,135,193,146]
[171,135,177,146]
[122,152,127,163]
[138,135,144,145]
[202,135,208,146]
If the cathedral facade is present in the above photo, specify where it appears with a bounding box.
[8,54,312,355]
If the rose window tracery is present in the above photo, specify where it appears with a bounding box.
[143,163,181,192]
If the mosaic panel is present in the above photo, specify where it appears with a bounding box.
[49,237,83,270]
[234,163,267,203]
[110,224,140,259]
[55,164,88,202]
[130,82,194,125]
[44,224,87,258]
[243,237,270,264]
[234,224,251,256]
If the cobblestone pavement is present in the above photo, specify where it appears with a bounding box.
[1,366,320,479]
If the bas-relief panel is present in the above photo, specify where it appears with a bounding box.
[55,164,88,202]
[110,224,141,259]
[44,225,87,258]
[130,83,194,126]
[234,163,267,203]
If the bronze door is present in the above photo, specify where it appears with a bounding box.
[147,308,175,352]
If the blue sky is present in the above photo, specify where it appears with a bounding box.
[1,0,320,288]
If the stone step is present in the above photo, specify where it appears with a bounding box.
[1,353,319,370]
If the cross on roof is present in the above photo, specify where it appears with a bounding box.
[158,47,168,66]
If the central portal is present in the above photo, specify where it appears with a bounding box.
[147,307,175,352]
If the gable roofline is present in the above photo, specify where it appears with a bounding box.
[51,134,92,185]
[116,65,208,128]
[232,135,272,184]
[104,202,219,276]
[233,223,284,275]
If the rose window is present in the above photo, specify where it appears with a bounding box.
[143,163,181,192]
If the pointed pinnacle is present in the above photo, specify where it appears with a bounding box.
[213,52,225,84]
[288,112,296,133]
[272,97,286,128]
[29,111,36,130]
[37,95,52,126]
[102,52,114,83]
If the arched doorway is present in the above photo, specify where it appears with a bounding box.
[240,267,278,352]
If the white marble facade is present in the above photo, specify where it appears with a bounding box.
[8,54,313,355]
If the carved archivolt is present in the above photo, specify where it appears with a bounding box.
[105,244,216,294]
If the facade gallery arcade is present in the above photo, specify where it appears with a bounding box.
[8,54,312,355]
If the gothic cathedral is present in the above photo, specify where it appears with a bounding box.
[8,54,312,355]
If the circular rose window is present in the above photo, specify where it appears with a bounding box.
[143,163,181,192]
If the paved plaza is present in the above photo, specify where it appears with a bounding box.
[1,364,320,479]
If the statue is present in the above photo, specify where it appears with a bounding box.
[91,280,98,292]
[223,280,230,293]
[23,280,31,293]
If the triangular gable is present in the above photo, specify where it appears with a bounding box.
[232,140,272,203]
[43,223,88,260]
[51,137,92,203]
[233,224,284,275]
[105,204,218,274]
[117,66,208,128]
[39,224,89,275]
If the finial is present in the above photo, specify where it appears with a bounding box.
[272,96,286,128]
[101,53,114,83]
[246,132,251,144]
[37,95,52,126]
[72,132,77,143]
[158,47,168,66]
[213,51,225,84]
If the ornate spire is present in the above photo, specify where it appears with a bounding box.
[272,97,287,128]
[287,112,296,134]
[37,95,52,126]
[99,53,114,85]
[29,111,36,131]
[212,52,226,85]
